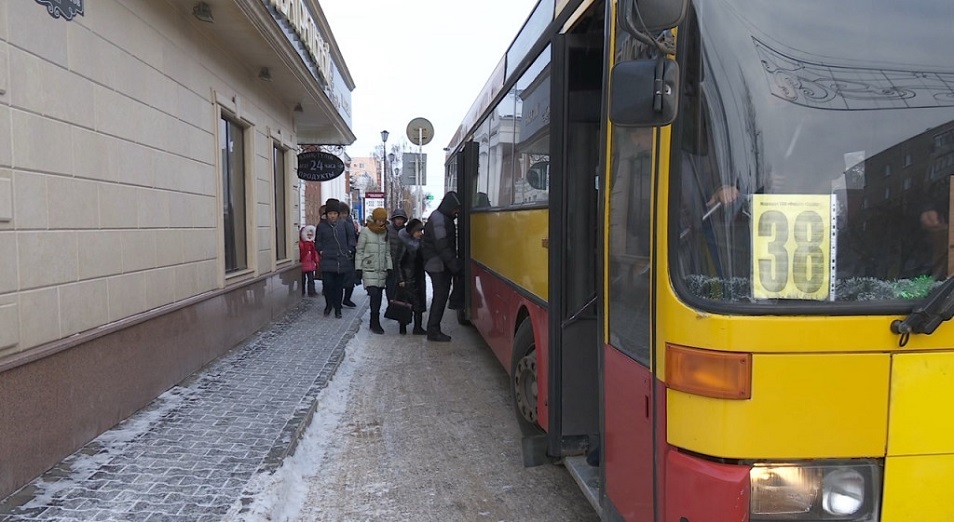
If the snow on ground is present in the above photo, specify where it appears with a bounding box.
[227,331,369,522]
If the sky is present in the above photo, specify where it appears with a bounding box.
[320,0,540,215]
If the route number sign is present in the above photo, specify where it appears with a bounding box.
[752,195,835,301]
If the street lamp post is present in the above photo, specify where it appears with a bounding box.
[380,130,389,209]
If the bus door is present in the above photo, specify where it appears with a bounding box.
[547,29,604,461]
[450,143,479,323]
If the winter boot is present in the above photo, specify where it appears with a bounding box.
[412,312,426,335]
[370,314,385,334]
[399,323,407,335]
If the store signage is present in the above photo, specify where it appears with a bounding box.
[35,0,84,20]
[297,151,345,182]
[263,0,332,85]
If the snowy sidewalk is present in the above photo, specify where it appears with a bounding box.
[0,296,367,522]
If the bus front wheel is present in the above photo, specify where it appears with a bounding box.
[511,320,540,432]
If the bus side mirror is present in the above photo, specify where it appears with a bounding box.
[610,58,680,127]
[619,0,688,34]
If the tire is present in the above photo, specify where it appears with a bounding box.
[511,319,542,435]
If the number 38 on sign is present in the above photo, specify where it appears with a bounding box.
[751,194,835,301]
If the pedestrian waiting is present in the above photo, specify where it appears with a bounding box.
[316,198,356,318]
[356,207,392,334]
[392,218,427,335]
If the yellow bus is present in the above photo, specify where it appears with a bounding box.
[445,0,954,520]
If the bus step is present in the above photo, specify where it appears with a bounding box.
[564,455,602,516]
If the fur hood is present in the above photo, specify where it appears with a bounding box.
[300,225,316,241]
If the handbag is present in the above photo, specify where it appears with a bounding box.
[384,299,413,324]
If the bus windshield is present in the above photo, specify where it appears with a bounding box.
[673,0,954,307]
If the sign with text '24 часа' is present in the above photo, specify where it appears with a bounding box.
[297,151,345,182]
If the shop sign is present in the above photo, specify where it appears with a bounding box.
[297,151,345,182]
[36,0,84,20]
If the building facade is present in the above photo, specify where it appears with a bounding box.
[0,0,354,497]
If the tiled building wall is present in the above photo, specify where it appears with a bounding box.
[0,1,298,359]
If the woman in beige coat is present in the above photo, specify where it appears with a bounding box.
[356,207,392,334]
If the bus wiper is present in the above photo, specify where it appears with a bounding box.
[890,276,954,347]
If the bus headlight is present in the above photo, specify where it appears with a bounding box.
[750,461,881,521]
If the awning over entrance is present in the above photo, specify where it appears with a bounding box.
[165,0,356,145]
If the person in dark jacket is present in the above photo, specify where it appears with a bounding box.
[315,198,356,318]
[393,218,427,335]
[422,191,462,341]
[385,207,409,303]
[339,203,360,308]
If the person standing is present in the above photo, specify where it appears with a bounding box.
[385,208,409,302]
[395,218,427,335]
[339,202,360,308]
[315,199,356,318]
[422,191,462,342]
[299,225,319,297]
[356,207,392,334]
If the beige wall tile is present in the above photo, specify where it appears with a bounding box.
[11,111,73,175]
[18,287,60,348]
[0,173,10,222]
[18,231,78,290]
[0,1,8,42]
[256,225,272,252]
[138,188,170,229]
[59,279,108,337]
[257,251,273,274]
[192,194,218,228]
[113,140,155,188]
[98,183,139,229]
[12,171,48,229]
[7,1,68,68]
[177,84,213,131]
[93,85,144,148]
[173,261,218,301]
[0,44,8,106]
[120,229,157,273]
[77,230,123,280]
[48,176,99,229]
[106,272,146,322]
[142,267,175,310]
[181,228,217,264]
[0,232,16,294]
[0,105,10,168]
[9,48,94,127]
[167,192,193,228]
[72,128,115,182]
[0,297,18,350]
[155,229,183,267]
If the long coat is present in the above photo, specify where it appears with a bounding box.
[394,228,427,312]
[356,226,392,288]
[315,219,355,275]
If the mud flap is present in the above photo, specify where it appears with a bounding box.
[521,434,551,467]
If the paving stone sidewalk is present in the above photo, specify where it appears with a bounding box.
[0,295,368,522]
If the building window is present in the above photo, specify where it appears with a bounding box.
[884,164,891,177]
[903,153,913,167]
[273,144,288,261]
[221,115,247,273]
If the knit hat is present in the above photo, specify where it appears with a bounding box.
[324,198,340,214]
[405,218,423,234]
[371,207,388,221]
[391,208,408,221]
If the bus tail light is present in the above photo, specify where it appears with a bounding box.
[665,344,752,399]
